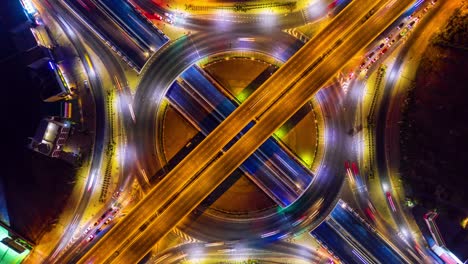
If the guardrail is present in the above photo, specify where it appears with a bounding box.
[366,65,386,178]
[184,2,296,12]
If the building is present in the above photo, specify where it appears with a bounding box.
[39,61,75,102]
[0,222,33,263]
[23,45,53,70]
[424,211,466,264]
[27,116,78,164]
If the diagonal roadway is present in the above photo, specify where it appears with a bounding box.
[77,0,384,262]
[77,0,416,262]
[105,0,416,263]
[108,0,415,261]
[169,66,313,207]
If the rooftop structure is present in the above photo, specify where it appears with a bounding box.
[27,116,77,164]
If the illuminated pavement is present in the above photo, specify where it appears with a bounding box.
[77,0,381,260]
[166,65,313,207]
[76,0,418,263]
[18,0,459,263]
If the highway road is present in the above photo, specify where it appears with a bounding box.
[34,0,135,263]
[329,201,409,263]
[312,200,387,264]
[313,218,375,264]
[36,2,108,262]
[374,0,453,260]
[167,81,300,207]
[130,0,330,32]
[77,1,386,262]
[178,82,348,242]
[63,0,149,69]
[131,0,384,191]
[95,0,168,50]
[168,66,313,207]
[148,240,326,263]
[77,0,416,263]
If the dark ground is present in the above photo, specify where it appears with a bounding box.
[400,5,468,259]
[0,1,75,243]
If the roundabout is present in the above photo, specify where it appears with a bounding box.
[131,30,354,242]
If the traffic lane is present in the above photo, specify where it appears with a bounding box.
[113,2,380,254]
[133,35,201,183]
[181,67,312,193]
[182,66,313,187]
[158,83,351,244]
[168,81,298,206]
[39,0,131,262]
[98,0,167,48]
[134,33,304,182]
[66,22,190,264]
[82,41,272,260]
[176,83,348,242]
[64,0,147,67]
[227,0,384,119]
[132,0,328,31]
[110,3,398,256]
[111,0,400,252]
[149,240,323,263]
[111,83,351,261]
[331,206,407,263]
[134,0,384,184]
[137,0,385,129]
[109,107,341,264]
[133,31,300,181]
[312,221,364,264]
[381,1,459,260]
[166,81,214,129]
[113,1,416,261]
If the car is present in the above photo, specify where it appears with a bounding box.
[381,48,388,54]
[365,207,376,221]
[154,14,162,20]
[164,12,174,24]
[379,43,385,49]
[351,162,359,175]
[386,192,397,212]
[84,226,92,234]
[104,217,112,225]
[83,80,90,93]
[86,235,94,242]
[95,228,102,235]
[344,161,350,170]
[359,62,366,68]
[113,191,121,198]
[397,22,405,29]
[367,52,375,59]
[93,221,99,226]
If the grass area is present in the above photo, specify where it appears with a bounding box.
[399,4,468,216]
